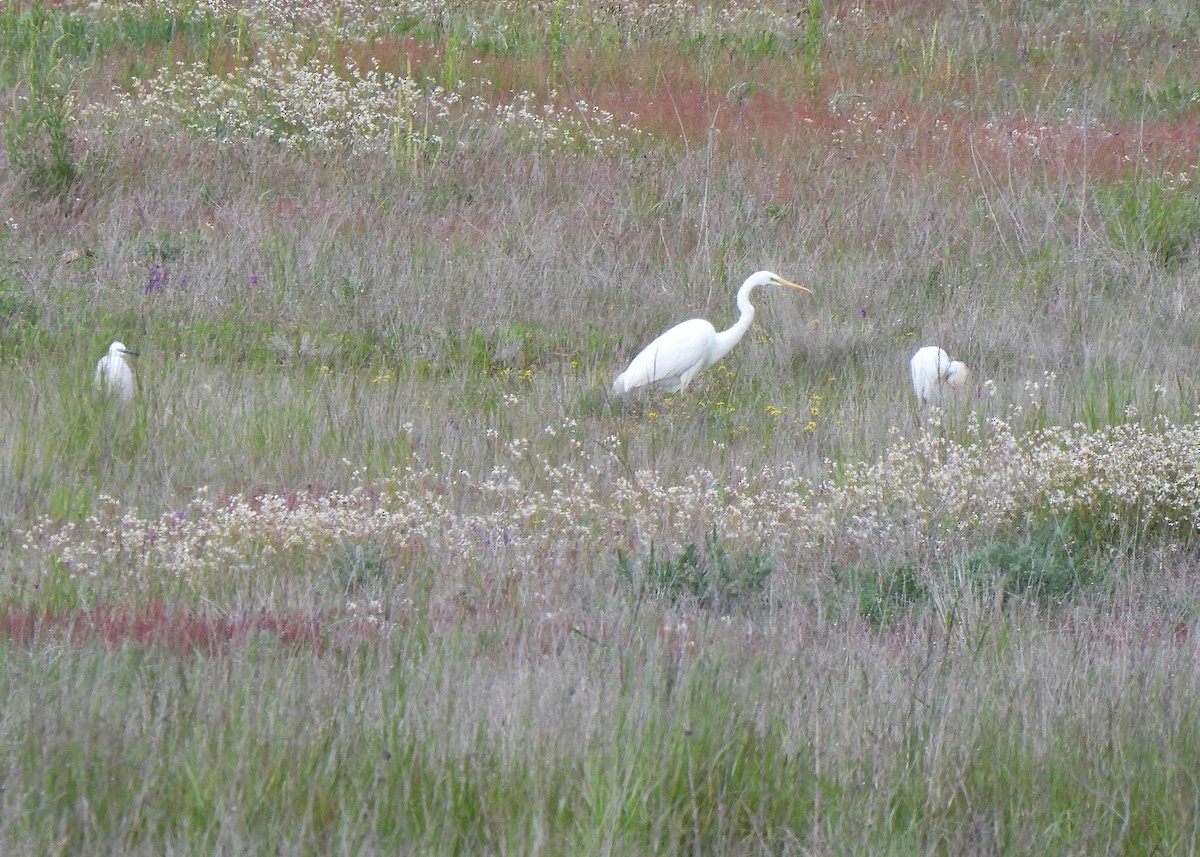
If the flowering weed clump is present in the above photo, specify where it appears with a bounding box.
[92,47,441,156]
[18,416,1200,607]
[86,36,647,157]
[818,416,1200,564]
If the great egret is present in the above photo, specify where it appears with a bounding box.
[910,345,968,407]
[94,341,139,403]
[612,270,811,395]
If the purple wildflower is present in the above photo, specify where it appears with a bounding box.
[146,262,169,295]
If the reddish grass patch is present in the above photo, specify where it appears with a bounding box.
[339,36,442,79]
[0,601,362,655]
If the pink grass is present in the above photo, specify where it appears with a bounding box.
[0,602,336,655]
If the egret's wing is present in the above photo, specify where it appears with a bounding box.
[95,355,135,400]
[615,319,716,392]
[910,346,947,403]
[117,362,134,398]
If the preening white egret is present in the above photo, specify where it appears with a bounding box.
[910,345,968,407]
[612,271,811,395]
[94,341,139,403]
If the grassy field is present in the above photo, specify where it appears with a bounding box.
[4,0,1200,853]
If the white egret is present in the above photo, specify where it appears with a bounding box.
[612,270,811,395]
[910,345,969,407]
[94,341,139,403]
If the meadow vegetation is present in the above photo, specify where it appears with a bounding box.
[3,0,1200,852]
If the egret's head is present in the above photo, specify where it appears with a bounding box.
[748,271,812,294]
[110,341,139,358]
[945,360,969,387]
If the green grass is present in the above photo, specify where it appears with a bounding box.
[4,615,1200,854]
[956,516,1111,606]
[618,531,773,611]
[1096,173,1200,268]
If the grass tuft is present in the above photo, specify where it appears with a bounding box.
[956,516,1110,606]
[618,531,773,612]
[1096,173,1200,268]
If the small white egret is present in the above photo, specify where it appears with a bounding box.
[94,341,139,403]
[910,345,969,407]
[612,270,811,395]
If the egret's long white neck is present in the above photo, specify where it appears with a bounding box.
[712,281,760,363]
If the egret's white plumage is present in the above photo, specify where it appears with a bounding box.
[910,345,968,407]
[613,271,811,395]
[94,341,139,403]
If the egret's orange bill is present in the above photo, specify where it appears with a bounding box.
[776,277,812,293]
